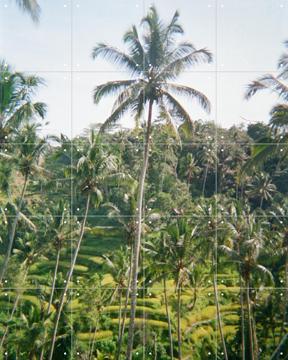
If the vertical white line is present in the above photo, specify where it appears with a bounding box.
[70,0,74,358]
[215,0,219,359]
[142,2,146,359]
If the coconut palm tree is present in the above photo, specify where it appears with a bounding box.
[246,172,277,208]
[195,199,229,360]
[48,131,127,360]
[0,123,47,283]
[184,153,200,186]
[244,41,288,170]
[92,7,212,356]
[145,230,175,359]
[0,231,45,348]
[269,202,288,336]
[163,218,197,360]
[39,201,79,360]
[103,247,131,347]
[0,62,46,145]
[197,144,217,196]
[220,212,273,360]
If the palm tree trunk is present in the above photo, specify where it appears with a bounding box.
[212,261,228,360]
[118,288,123,341]
[39,247,61,360]
[126,99,153,360]
[48,194,91,360]
[240,277,246,360]
[88,319,99,360]
[48,247,61,314]
[245,278,255,360]
[260,197,264,209]
[202,166,208,196]
[177,286,182,360]
[163,275,174,359]
[153,332,157,360]
[116,249,132,360]
[0,173,29,283]
[281,250,288,337]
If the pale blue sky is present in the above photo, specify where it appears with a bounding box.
[0,0,288,136]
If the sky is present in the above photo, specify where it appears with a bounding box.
[0,0,288,137]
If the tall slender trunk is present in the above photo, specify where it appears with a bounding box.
[48,194,91,360]
[260,197,263,209]
[177,286,182,360]
[116,248,133,360]
[153,332,157,360]
[39,247,61,360]
[237,244,245,360]
[245,278,255,360]
[202,166,208,196]
[88,319,99,360]
[118,288,123,341]
[212,259,228,360]
[126,100,153,360]
[0,173,28,283]
[240,277,246,360]
[281,250,288,337]
[48,247,61,314]
[163,275,174,359]
[251,310,258,357]
[0,270,28,348]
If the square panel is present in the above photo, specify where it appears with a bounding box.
[0,214,74,289]
[0,72,72,140]
[141,291,217,359]
[217,287,288,358]
[144,0,216,72]
[71,283,146,358]
[72,72,136,137]
[217,0,288,72]
[144,142,217,217]
[70,215,136,289]
[217,71,279,130]
[34,72,72,137]
[0,288,73,358]
[0,0,71,72]
[72,0,144,72]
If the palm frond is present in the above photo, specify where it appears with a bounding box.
[92,44,140,75]
[162,91,193,125]
[93,80,135,104]
[165,83,211,113]
[245,74,288,101]
[15,0,40,22]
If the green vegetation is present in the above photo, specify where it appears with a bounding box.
[1,4,288,360]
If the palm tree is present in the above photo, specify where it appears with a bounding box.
[269,202,288,336]
[145,230,175,359]
[14,0,41,22]
[92,7,212,356]
[195,199,229,360]
[48,131,126,360]
[0,231,44,348]
[162,218,197,360]
[39,201,78,360]
[246,172,277,208]
[0,123,47,283]
[220,211,273,360]
[244,41,288,169]
[197,144,217,196]
[103,248,131,358]
[0,62,46,145]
